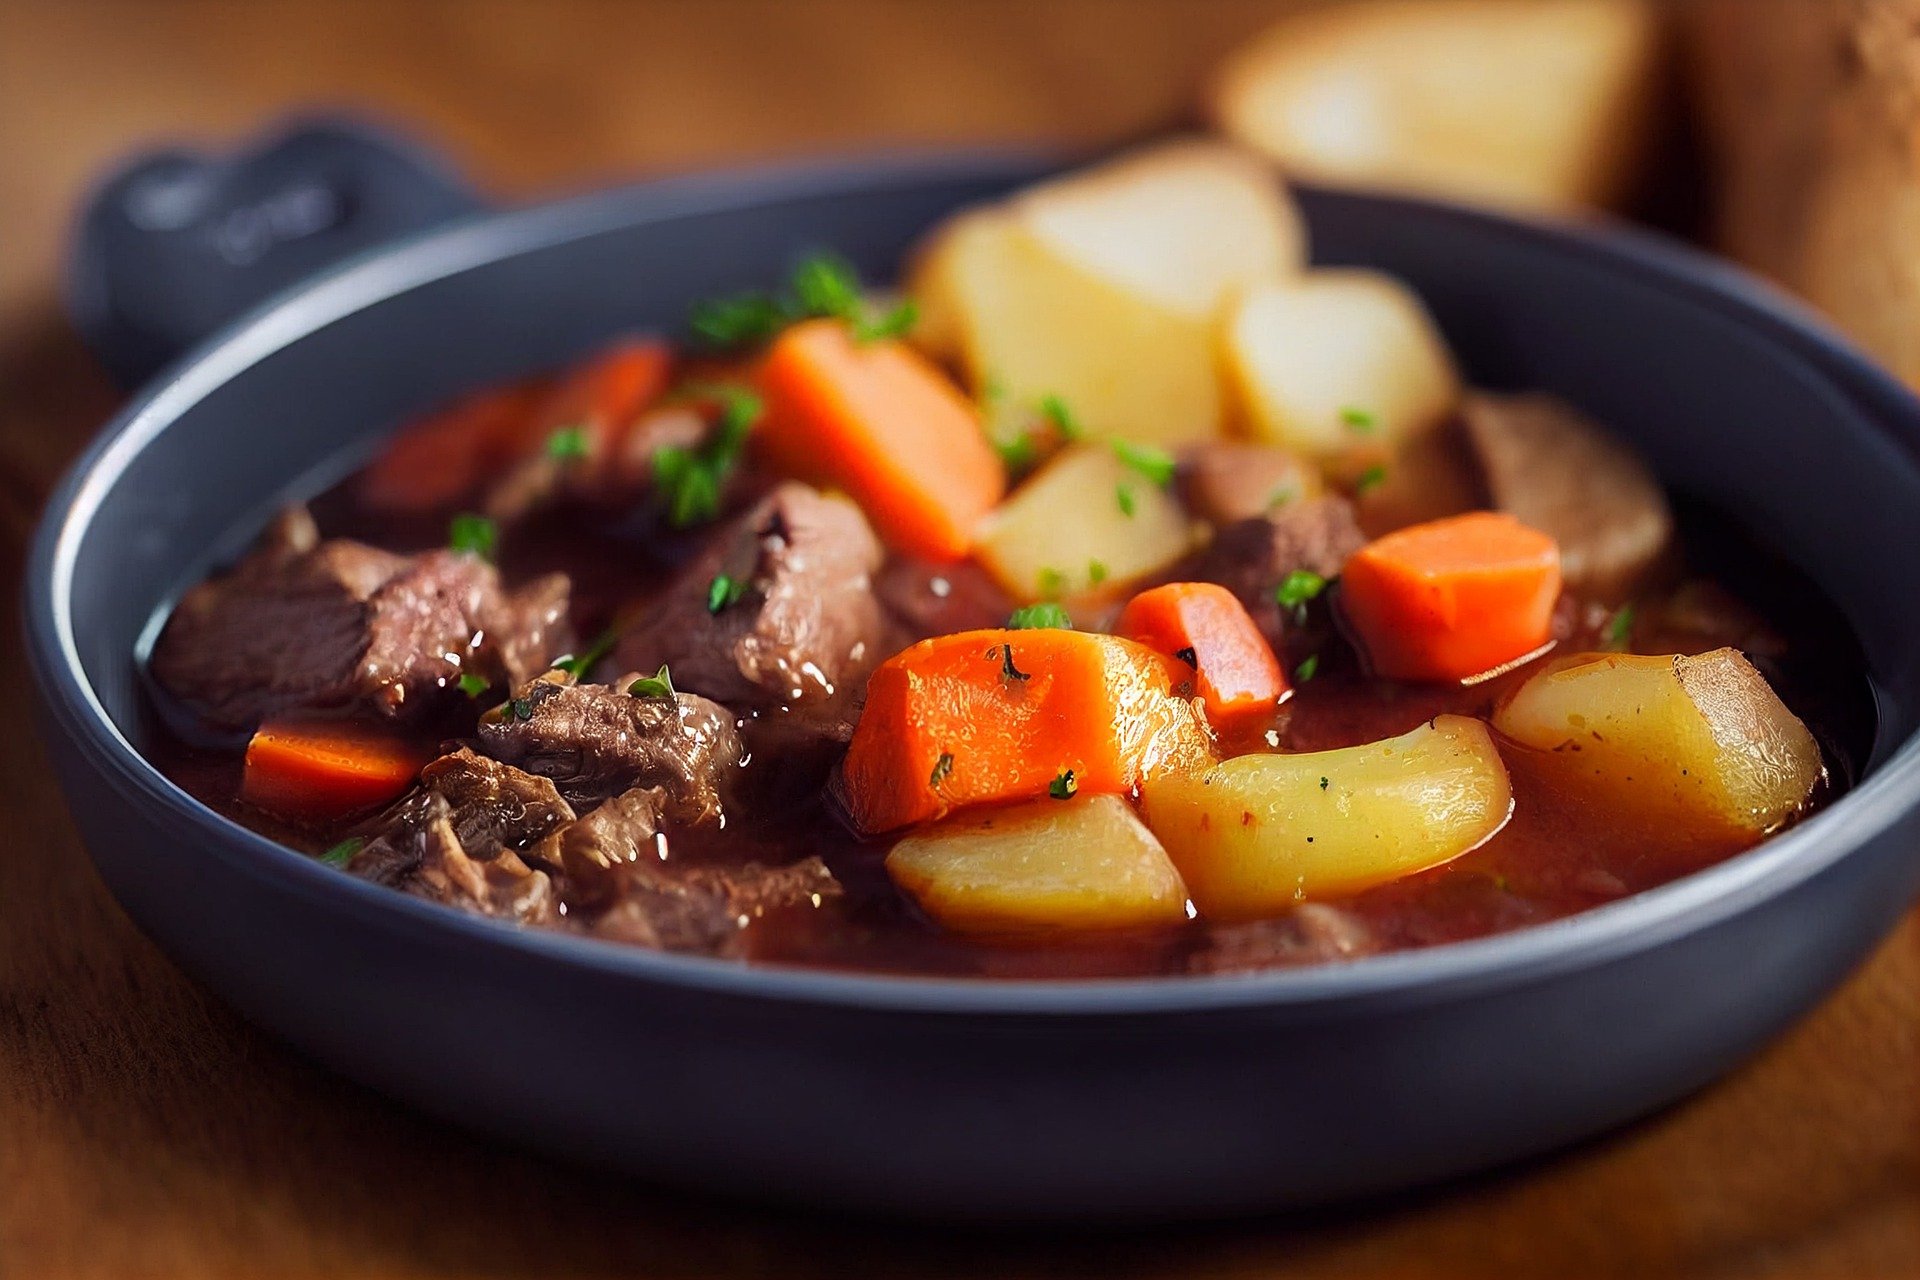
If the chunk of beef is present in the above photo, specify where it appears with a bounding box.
[151,507,572,733]
[591,854,842,956]
[1187,904,1376,974]
[475,672,742,820]
[1189,496,1367,645]
[612,483,891,707]
[874,557,1014,639]
[347,749,572,925]
[526,784,668,909]
[1461,392,1674,603]
[1179,442,1319,526]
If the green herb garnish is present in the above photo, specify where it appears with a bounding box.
[707,573,747,614]
[688,252,915,349]
[1295,653,1321,682]
[1049,769,1078,800]
[627,664,677,699]
[1037,567,1068,599]
[688,292,790,348]
[1340,406,1378,434]
[929,752,955,789]
[994,434,1038,472]
[1039,393,1082,441]
[545,424,591,462]
[1087,560,1108,586]
[320,837,364,867]
[1116,484,1137,518]
[1111,438,1177,489]
[456,672,490,699]
[448,512,498,561]
[1319,776,1330,791]
[654,384,762,526]
[1275,569,1328,612]
[1604,603,1637,651]
[1008,602,1072,630]
[506,696,535,722]
[790,252,864,321]
[1354,464,1388,495]
[853,298,918,344]
[550,627,621,681]
[1266,485,1298,511]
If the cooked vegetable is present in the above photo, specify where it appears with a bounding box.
[1460,392,1673,603]
[1116,583,1288,730]
[755,318,1005,561]
[908,140,1305,445]
[840,629,1214,834]
[1207,0,1663,212]
[974,443,1193,601]
[243,720,427,823]
[1222,270,1461,461]
[886,794,1190,933]
[1141,715,1513,915]
[1340,512,1561,682]
[357,381,545,512]
[1492,649,1823,838]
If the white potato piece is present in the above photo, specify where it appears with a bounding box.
[1207,0,1662,212]
[1222,269,1461,461]
[905,139,1306,446]
[1141,715,1512,917]
[887,794,1191,934]
[1493,649,1823,839]
[1461,392,1673,603]
[974,443,1193,602]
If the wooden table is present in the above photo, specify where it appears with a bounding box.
[1,2,1915,1275]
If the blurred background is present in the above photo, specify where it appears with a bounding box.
[4,2,1918,1277]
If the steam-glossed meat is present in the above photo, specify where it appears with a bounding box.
[613,483,892,706]
[591,855,842,956]
[151,506,572,732]
[476,673,743,821]
[1189,496,1367,644]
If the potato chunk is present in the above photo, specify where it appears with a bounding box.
[1207,0,1662,212]
[1493,649,1823,838]
[1141,715,1512,916]
[974,443,1194,602]
[906,139,1305,446]
[1222,270,1461,462]
[887,794,1191,934]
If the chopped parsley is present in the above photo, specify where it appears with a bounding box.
[688,252,917,349]
[1039,393,1082,441]
[994,434,1038,472]
[545,423,591,462]
[688,292,790,348]
[1087,560,1108,586]
[1604,603,1637,650]
[1037,566,1068,599]
[654,385,761,526]
[929,752,955,789]
[1116,484,1137,518]
[550,627,621,680]
[320,836,364,867]
[1111,438,1177,489]
[448,512,497,561]
[1266,485,1298,511]
[853,298,918,344]
[1319,776,1330,791]
[1354,463,1388,495]
[707,573,747,614]
[1295,653,1321,682]
[506,696,535,722]
[1008,602,1072,630]
[790,252,863,320]
[456,672,490,698]
[1049,768,1078,800]
[1340,406,1378,434]
[1275,568,1328,624]
[998,644,1030,682]
[627,665,677,699]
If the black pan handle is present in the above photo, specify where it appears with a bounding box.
[65,116,489,388]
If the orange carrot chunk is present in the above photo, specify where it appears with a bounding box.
[840,629,1213,834]
[755,318,1005,561]
[357,381,546,512]
[509,336,674,460]
[1116,582,1288,729]
[242,719,429,824]
[1339,511,1561,682]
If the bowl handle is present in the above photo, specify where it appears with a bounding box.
[64,115,488,388]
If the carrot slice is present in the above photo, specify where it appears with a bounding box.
[840,628,1213,834]
[242,719,429,824]
[508,336,674,460]
[1116,582,1287,729]
[357,381,546,512]
[1339,511,1561,682]
[755,318,1005,561]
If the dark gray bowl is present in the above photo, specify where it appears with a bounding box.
[25,149,1920,1220]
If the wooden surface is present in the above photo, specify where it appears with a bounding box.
[1,2,1916,1275]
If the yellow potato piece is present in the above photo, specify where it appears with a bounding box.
[1142,715,1512,917]
[887,794,1191,934]
[1492,649,1823,838]
[974,443,1193,602]
[1222,269,1461,462]
[905,139,1306,446]
[1207,0,1662,212]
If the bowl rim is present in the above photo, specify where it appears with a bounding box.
[27,144,1920,1018]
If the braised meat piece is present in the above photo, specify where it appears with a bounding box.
[1189,496,1367,644]
[347,748,572,925]
[591,854,842,956]
[1179,442,1320,526]
[475,672,743,820]
[1187,904,1376,974]
[151,506,572,733]
[612,483,891,707]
